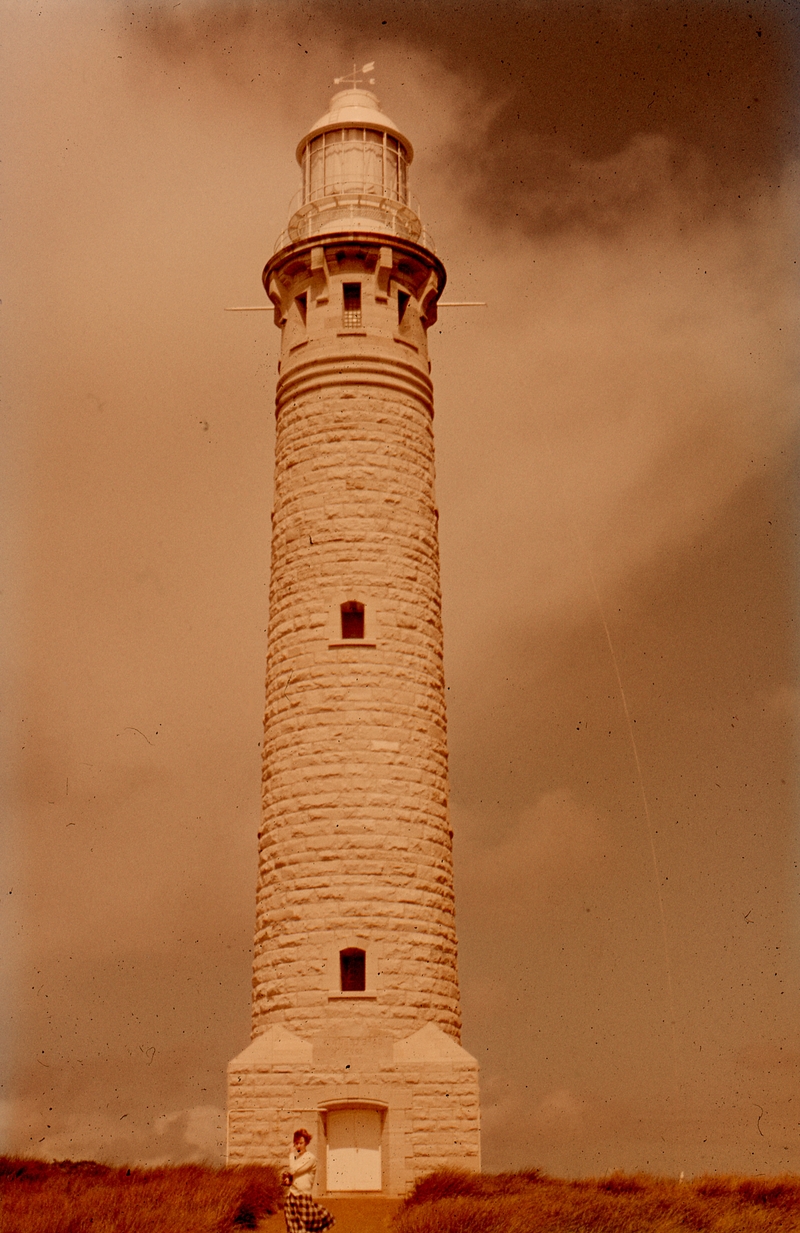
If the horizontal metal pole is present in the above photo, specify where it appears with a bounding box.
[225,301,487,312]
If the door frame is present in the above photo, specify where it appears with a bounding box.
[317,1098,388,1193]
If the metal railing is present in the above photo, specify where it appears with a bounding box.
[272,190,435,254]
[286,183,421,215]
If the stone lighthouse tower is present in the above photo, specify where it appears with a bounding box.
[227,83,480,1195]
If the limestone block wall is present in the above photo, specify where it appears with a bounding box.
[252,236,463,1045]
[228,1023,480,1193]
[229,231,481,1188]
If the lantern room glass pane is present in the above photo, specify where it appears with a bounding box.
[340,136,363,191]
[397,150,408,203]
[325,140,344,192]
[308,137,324,199]
[385,146,398,199]
[363,129,383,194]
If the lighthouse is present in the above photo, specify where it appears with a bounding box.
[226,83,481,1196]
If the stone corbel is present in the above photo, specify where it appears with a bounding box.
[310,245,329,304]
[266,275,288,327]
[375,246,393,302]
[419,270,442,327]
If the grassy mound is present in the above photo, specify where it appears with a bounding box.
[394,1167,800,1232]
[0,1157,282,1233]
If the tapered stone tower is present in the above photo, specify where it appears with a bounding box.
[227,85,480,1195]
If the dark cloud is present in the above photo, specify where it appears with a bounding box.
[138,0,800,228]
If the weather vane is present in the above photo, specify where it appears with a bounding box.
[333,61,375,89]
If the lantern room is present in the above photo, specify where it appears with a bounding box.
[284,88,425,246]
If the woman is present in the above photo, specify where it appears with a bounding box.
[282,1128,335,1233]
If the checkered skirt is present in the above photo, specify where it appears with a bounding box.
[284,1191,336,1233]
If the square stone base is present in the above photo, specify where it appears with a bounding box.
[227,1022,480,1196]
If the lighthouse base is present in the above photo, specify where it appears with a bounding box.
[227,1022,480,1196]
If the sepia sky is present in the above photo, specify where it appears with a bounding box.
[2,0,799,1178]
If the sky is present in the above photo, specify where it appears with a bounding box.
[2,0,799,1179]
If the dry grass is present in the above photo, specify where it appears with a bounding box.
[0,1157,283,1233]
[5,1157,799,1232]
[394,1168,800,1232]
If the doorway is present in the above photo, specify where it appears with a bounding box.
[326,1107,382,1191]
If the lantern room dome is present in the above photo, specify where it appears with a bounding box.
[296,88,414,164]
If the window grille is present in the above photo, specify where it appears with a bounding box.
[343,282,362,328]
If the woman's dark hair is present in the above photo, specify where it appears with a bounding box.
[293,1128,311,1145]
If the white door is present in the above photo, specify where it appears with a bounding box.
[326,1108,382,1191]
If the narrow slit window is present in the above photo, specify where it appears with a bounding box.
[343,282,362,328]
[341,601,365,640]
[295,292,307,325]
[397,290,410,326]
[340,948,366,992]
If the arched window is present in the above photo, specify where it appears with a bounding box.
[340,948,366,992]
[340,601,365,639]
